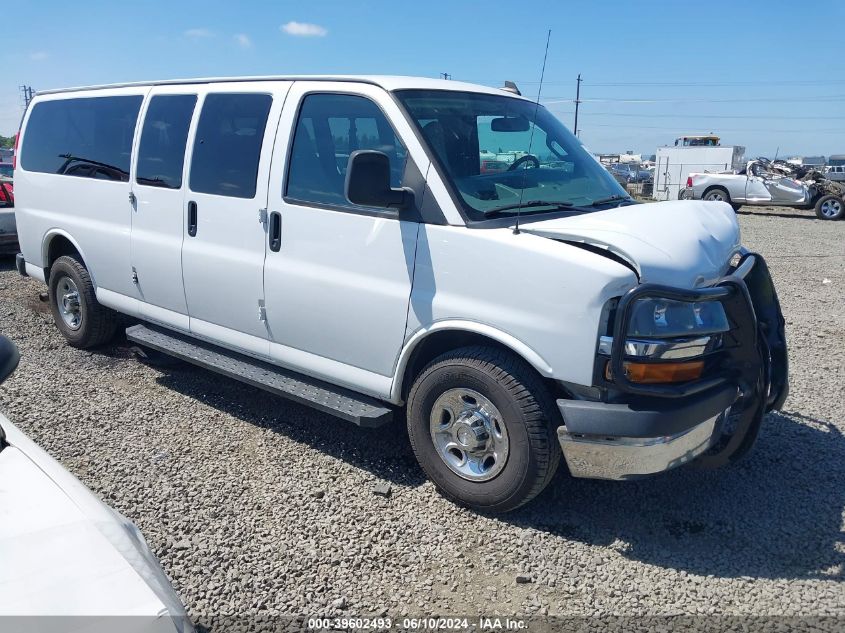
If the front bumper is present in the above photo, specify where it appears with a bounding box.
[558,406,725,480]
[556,252,788,480]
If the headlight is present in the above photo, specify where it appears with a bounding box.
[627,297,729,338]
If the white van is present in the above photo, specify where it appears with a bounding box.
[13,76,788,512]
[826,165,845,183]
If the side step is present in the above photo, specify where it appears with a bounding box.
[126,324,393,427]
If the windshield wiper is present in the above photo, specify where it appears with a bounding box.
[585,194,632,207]
[485,200,575,215]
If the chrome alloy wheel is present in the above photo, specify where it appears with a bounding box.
[705,190,726,202]
[429,388,509,482]
[820,197,842,219]
[56,276,82,330]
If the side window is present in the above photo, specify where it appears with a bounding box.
[286,93,407,208]
[136,94,197,189]
[189,93,272,199]
[20,95,143,182]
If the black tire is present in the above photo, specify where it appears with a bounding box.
[731,203,742,212]
[48,255,118,348]
[703,187,732,206]
[815,194,844,220]
[406,346,560,513]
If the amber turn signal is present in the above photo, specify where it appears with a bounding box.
[605,360,705,384]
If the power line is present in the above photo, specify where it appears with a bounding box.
[543,95,845,104]
[583,79,845,87]
[585,123,845,133]
[457,78,845,87]
[545,109,845,120]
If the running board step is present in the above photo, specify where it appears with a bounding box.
[126,324,393,427]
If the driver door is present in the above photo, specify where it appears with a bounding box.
[745,162,771,203]
[262,82,427,397]
[763,176,807,204]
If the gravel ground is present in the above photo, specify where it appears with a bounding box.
[0,205,843,629]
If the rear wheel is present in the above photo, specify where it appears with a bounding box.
[406,346,560,513]
[703,187,740,211]
[815,195,844,220]
[48,256,118,348]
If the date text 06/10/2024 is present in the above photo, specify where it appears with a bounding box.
[306,617,527,630]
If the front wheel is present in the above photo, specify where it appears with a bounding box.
[815,195,844,220]
[406,346,560,513]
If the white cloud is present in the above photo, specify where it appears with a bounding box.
[184,28,214,39]
[234,33,252,48]
[29,51,49,61]
[280,21,327,37]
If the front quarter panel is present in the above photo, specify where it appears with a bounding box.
[403,224,637,388]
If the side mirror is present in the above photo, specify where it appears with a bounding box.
[345,150,413,211]
[0,335,20,386]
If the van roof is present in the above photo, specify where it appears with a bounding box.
[35,75,526,99]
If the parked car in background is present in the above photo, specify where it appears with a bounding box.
[681,158,845,220]
[0,172,15,253]
[0,335,192,631]
[0,162,13,179]
[629,167,653,183]
[607,162,652,184]
[605,165,629,187]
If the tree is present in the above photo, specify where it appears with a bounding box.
[0,135,14,149]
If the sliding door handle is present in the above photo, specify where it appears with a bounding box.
[269,211,282,252]
[187,201,198,237]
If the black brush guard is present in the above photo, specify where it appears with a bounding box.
[608,253,788,467]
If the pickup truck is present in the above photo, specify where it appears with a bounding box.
[681,158,844,220]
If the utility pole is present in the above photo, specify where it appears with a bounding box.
[19,85,34,108]
[573,73,582,137]
[440,73,451,80]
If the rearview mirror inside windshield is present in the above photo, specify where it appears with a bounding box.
[490,116,530,132]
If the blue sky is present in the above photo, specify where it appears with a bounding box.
[3,0,844,158]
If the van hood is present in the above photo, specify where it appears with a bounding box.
[520,200,740,288]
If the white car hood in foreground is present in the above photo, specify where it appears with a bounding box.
[0,416,190,633]
[520,200,740,288]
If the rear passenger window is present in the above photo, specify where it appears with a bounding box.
[189,93,272,198]
[286,94,407,208]
[20,95,142,182]
[136,94,197,189]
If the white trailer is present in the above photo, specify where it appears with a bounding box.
[653,145,745,201]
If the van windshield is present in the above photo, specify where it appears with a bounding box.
[395,90,629,221]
